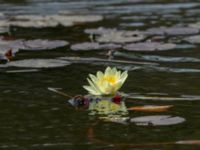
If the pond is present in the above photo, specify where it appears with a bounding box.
[0,0,200,149]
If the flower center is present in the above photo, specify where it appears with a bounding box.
[103,76,117,85]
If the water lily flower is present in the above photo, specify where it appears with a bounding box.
[83,67,128,95]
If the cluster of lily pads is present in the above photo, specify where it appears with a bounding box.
[70,25,200,52]
[0,11,103,32]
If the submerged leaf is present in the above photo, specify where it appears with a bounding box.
[128,105,173,112]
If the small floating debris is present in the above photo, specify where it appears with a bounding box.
[131,115,185,126]
[7,59,71,68]
[70,42,121,51]
[123,42,176,51]
[145,26,199,36]
[184,35,200,44]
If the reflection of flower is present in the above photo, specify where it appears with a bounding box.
[83,67,128,95]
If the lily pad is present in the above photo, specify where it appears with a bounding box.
[189,22,200,29]
[114,51,200,62]
[70,42,121,51]
[71,42,100,51]
[9,14,103,28]
[128,105,173,112]
[7,59,71,68]
[123,42,176,51]
[145,27,199,36]
[184,35,200,44]
[0,20,9,33]
[0,39,68,52]
[84,27,117,35]
[131,115,185,126]
[96,30,145,43]
[23,40,69,50]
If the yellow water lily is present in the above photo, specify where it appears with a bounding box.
[83,67,128,95]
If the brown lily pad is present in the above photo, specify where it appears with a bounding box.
[128,105,173,112]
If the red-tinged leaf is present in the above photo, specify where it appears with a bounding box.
[5,49,13,61]
[128,105,173,112]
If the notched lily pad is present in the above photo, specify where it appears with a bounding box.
[70,42,121,51]
[7,59,71,68]
[123,42,176,51]
[131,115,185,126]
[145,27,199,36]
[184,35,200,44]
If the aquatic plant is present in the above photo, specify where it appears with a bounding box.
[83,67,128,96]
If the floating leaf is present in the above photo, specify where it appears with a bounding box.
[70,42,121,51]
[114,51,200,62]
[84,27,116,35]
[145,27,199,36]
[71,42,100,51]
[9,14,103,28]
[123,42,176,51]
[131,115,185,126]
[7,59,71,68]
[184,35,200,44]
[96,31,145,43]
[189,22,200,29]
[59,56,158,65]
[124,93,200,101]
[23,40,69,50]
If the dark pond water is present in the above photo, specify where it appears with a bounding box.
[0,0,200,149]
